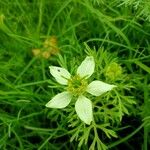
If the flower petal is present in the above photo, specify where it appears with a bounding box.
[75,95,93,125]
[77,56,95,78]
[45,91,72,108]
[86,80,116,96]
[49,66,71,85]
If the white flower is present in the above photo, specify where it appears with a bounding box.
[46,56,116,125]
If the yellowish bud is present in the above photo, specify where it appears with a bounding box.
[43,36,59,55]
[42,51,51,59]
[32,48,41,57]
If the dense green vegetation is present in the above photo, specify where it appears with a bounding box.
[0,0,150,149]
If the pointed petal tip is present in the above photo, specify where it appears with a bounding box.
[111,84,117,88]
[85,120,92,125]
[45,102,51,108]
[113,85,117,87]
[49,65,54,69]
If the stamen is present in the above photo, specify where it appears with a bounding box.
[67,75,88,96]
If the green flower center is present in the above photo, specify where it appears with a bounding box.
[67,75,88,96]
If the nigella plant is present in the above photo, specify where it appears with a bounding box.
[46,56,116,125]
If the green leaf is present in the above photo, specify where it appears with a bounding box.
[134,60,150,74]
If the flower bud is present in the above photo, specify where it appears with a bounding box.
[105,62,122,80]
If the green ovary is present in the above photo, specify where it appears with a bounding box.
[67,75,88,96]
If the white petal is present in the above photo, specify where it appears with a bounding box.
[75,95,93,125]
[86,80,116,96]
[49,66,71,85]
[77,56,95,78]
[45,91,72,108]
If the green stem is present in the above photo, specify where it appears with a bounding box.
[15,80,49,88]
[143,76,149,150]
[14,57,37,84]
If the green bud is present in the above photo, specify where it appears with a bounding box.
[105,62,122,80]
